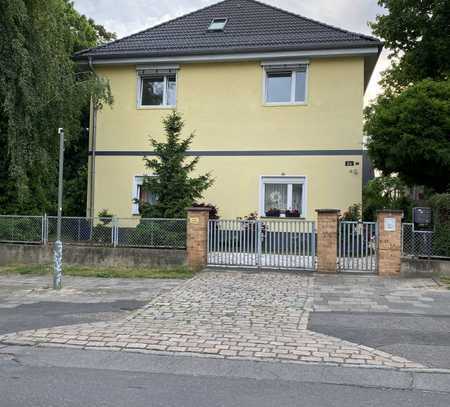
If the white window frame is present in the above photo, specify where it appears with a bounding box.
[262,63,309,106]
[132,175,157,215]
[136,69,178,109]
[259,175,308,217]
[208,18,228,31]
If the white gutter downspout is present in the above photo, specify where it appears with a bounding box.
[88,56,97,218]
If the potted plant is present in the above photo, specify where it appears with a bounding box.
[265,208,281,217]
[285,209,301,218]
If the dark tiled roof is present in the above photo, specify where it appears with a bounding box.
[77,0,381,60]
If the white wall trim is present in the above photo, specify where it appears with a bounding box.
[258,175,308,217]
[90,47,379,66]
[260,59,310,67]
[136,64,180,71]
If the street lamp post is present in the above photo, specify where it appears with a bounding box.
[53,128,65,290]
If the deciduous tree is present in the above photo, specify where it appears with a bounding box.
[365,80,450,193]
[0,0,114,215]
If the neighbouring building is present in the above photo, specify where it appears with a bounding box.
[76,0,382,220]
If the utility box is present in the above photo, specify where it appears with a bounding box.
[413,207,433,232]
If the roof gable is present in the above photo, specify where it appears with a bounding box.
[77,0,381,60]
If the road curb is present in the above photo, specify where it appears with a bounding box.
[2,345,450,393]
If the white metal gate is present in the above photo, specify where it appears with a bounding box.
[338,221,378,273]
[207,219,316,270]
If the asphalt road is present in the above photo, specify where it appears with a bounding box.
[0,300,146,335]
[0,347,449,407]
[309,311,450,369]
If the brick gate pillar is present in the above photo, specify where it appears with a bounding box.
[377,210,403,276]
[316,209,340,273]
[186,207,210,269]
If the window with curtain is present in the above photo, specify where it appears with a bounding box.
[264,183,288,211]
[261,177,306,216]
[139,74,177,107]
[132,176,158,215]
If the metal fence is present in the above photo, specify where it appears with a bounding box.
[0,215,44,244]
[208,219,316,270]
[0,215,186,249]
[402,223,450,259]
[338,221,378,273]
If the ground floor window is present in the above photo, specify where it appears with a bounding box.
[260,176,306,217]
[132,176,158,215]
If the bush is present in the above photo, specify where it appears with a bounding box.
[192,202,220,219]
[0,217,42,242]
[121,219,186,248]
[429,194,450,257]
[362,176,412,221]
[341,204,361,221]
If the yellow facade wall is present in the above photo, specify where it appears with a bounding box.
[91,57,365,219]
[94,155,362,220]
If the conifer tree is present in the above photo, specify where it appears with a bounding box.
[139,111,214,218]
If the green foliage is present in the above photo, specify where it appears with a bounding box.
[192,203,220,219]
[0,264,195,279]
[131,220,187,248]
[429,193,450,256]
[0,0,114,215]
[341,204,362,221]
[0,217,42,242]
[364,80,450,192]
[97,209,114,228]
[139,111,214,218]
[362,176,412,221]
[371,0,450,91]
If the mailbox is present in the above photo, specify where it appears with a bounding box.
[413,207,433,231]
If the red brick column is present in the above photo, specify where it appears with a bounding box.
[316,209,340,273]
[377,210,403,276]
[186,208,210,269]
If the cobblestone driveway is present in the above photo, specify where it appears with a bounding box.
[0,272,444,369]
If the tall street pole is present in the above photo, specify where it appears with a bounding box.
[54,128,65,290]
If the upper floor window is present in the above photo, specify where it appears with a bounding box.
[264,64,308,105]
[137,68,177,108]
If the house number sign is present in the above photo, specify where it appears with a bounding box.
[190,217,200,224]
[384,217,396,232]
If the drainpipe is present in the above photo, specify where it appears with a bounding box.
[88,56,97,218]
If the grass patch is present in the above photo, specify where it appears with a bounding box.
[0,264,195,279]
[440,276,450,289]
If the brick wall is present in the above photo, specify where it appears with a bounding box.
[186,208,210,269]
[316,209,340,273]
[377,210,403,276]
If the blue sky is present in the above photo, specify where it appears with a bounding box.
[72,0,389,104]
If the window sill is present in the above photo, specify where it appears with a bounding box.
[263,102,308,107]
[137,105,176,110]
[261,216,306,220]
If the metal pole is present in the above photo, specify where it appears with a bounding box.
[53,128,64,290]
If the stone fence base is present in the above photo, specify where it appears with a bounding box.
[401,257,450,278]
[0,244,186,268]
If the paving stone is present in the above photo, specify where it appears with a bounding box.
[0,271,435,369]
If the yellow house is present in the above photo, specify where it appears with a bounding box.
[76,0,382,220]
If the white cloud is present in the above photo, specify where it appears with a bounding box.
[73,0,387,103]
